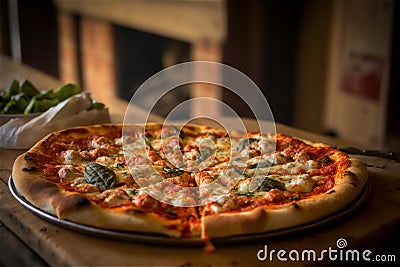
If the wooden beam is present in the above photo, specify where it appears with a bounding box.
[54,0,227,44]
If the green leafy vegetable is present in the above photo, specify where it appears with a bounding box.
[12,93,30,110]
[321,156,333,165]
[125,188,139,197]
[2,80,19,101]
[3,100,20,114]
[34,98,60,113]
[38,89,57,100]
[84,162,116,191]
[259,177,285,192]
[89,102,105,110]
[19,79,39,97]
[1,79,105,115]
[249,160,273,169]
[54,83,81,101]
[23,96,37,114]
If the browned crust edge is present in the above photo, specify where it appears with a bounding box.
[202,158,369,238]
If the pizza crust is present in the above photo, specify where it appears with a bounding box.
[202,158,368,238]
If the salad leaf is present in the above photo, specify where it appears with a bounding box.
[54,83,81,101]
[19,79,39,97]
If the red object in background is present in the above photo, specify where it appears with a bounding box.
[341,52,384,101]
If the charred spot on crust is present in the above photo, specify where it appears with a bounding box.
[343,171,359,186]
[132,210,146,214]
[22,166,36,172]
[52,193,91,213]
[343,171,355,177]
[44,133,55,142]
[24,155,32,161]
[62,194,90,209]
[76,197,90,206]
[328,190,336,194]
[292,203,300,209]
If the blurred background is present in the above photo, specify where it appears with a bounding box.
[0,0,398,150]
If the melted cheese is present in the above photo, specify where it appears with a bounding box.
[267,160,320,174]
[103,189,129,207]
[58,165,83,182]
[115,170,131,184]
[236,178,258,194]
[247,151,290,168]
[208,194,239,213]
[95,156,114,167]
[283,174,315,192]
[122,137,146,155]
[61,150,84,165]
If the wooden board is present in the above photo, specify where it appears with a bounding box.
[0,221,47,266]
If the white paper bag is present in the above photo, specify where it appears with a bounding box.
[0,92,110,149]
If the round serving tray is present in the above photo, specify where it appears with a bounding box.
[8,176,370,246]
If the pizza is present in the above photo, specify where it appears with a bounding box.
[12,123,368,247]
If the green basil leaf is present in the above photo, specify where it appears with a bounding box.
[84,162,116,191]
[321,156,333,165]
[249,160,273,169]
[124,188,139,197]
[259,177,285,192]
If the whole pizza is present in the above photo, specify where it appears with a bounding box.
[12,123,368,246]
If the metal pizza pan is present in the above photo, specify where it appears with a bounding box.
[8,176,370,247]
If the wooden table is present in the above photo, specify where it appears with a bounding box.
[1,56,399,266]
